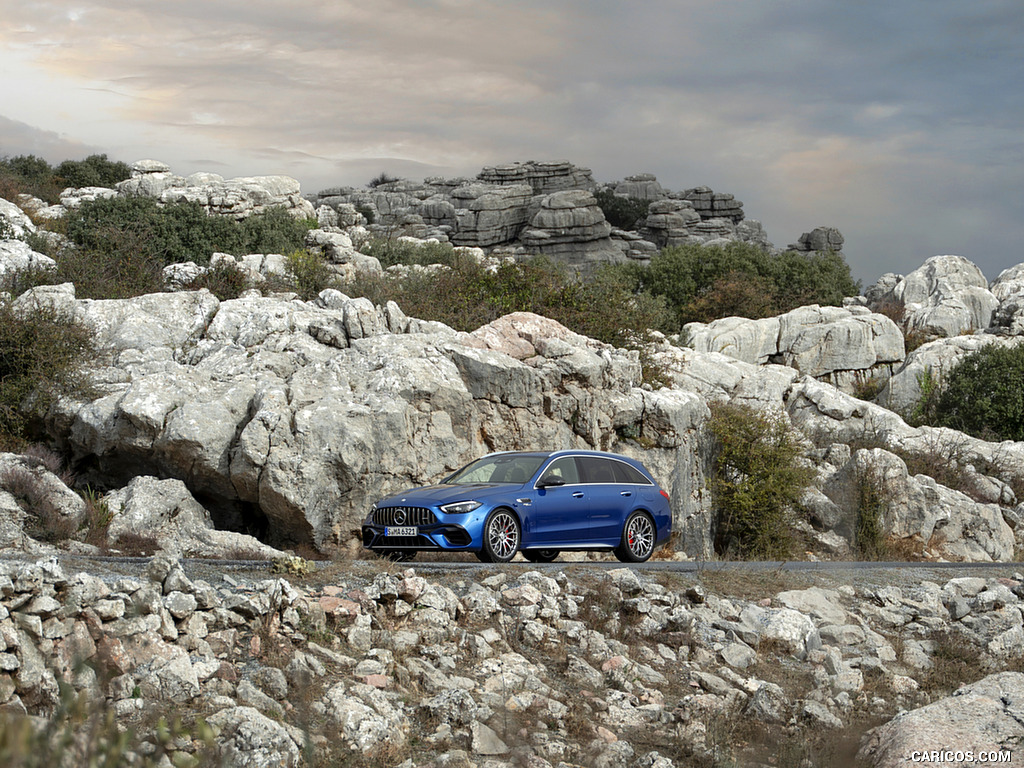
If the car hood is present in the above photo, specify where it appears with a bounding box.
[377,483,520,507]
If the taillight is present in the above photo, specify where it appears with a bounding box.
[660,490,670,502]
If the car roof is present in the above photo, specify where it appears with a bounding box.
[484,449,640,462]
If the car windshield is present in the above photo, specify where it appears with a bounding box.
[446,454,546,485]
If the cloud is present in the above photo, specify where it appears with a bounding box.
[0,1,1022,284]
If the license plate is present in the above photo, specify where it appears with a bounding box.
[386,526,417,537]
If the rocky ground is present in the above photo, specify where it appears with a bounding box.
[3,553,1024,767]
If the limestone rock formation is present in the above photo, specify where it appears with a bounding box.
[0,240,56,281]
[449,183,534,247]
[685,305,905,394]
[518,189,620,268]
[870,254,999,337]
[34,283,710,554]
[641,199,702,248]
[476,160,596,194]
[859,672,1024,768]
[877,335,1024,417]
[0,198,36,239]
[608,173,666,202]
[116,160,316,220]
[683,186,745,223]
[104,476,285,559]
[788,226,844,253]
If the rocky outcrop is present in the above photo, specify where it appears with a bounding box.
[869,255,999,337]
[103,476,286,559]
[449,183,535,247]
[518,189,620,268]
[607,173,666,202]
[787,226,844,253]
[3,555,1024,767]
[683,186,745,223]
[859,672,1024,768]
[685,305,905,394]
[0,239,56,281]
[476,160,597,194]
[31,283,710,554]
[0,198,37,239]
[640,199,702,248]
[821,448,1015,562]
[115,160,315,221]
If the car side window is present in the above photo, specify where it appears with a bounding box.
[578,457,619,484]
[612,461,651,484]
[542,457,580,485]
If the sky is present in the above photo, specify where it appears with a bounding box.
[1,0,1022,286]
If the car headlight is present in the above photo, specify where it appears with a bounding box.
[441,500,482,515]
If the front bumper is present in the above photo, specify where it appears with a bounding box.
[361,523,473,551]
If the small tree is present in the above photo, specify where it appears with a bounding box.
[931,344,1024,441]
[708,402,814,559]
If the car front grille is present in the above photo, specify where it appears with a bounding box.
[372,506,438,526]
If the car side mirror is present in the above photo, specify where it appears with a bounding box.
[538,475,565,488]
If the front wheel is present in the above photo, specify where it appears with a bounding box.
[523,549,559,563]
[481,509,521,563]
[614,512,655,563]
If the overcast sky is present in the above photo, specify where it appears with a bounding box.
[2,0,1022,285]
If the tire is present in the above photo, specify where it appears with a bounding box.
[481,509,521,564]
[474,551,491,563]
[614,512,655,563]
[523,549,560,563]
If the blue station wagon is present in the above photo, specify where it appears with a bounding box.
[362,450,672,563]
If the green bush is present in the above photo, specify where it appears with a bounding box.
[0,153,131,205]
[707,402,814,559]
[346,255,671,381]
[0,678,216,768]
[593,189,650,230]
[0,154,64,204]
[186,259,253,301]
[926,344,1024,441]
[0,299,94,438]
[358,235,461,269]
[65,197,313,268]
[627,242,860,329]
[286,249,338,300]
[54,154,131,189]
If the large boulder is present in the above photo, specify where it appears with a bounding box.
[821,448,1015,561]
[990,262,1024,335]
[519,189,620,269]
[39,285,712,554]
[859,672,1024,768]
[685,304,904,394]
[0,198,36,238]
[477,160,597,194]
[103,476,285,559]
[873,255,999,337]
[0,240,56,281]
[449,183,534,247]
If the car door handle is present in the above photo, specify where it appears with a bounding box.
[572,492,585,498]
[620,491,632,497]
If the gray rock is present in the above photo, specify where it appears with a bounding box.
[470,721,510,755]
[873,254,999,337]
[207,706,302,768]
[858,672,1024,768]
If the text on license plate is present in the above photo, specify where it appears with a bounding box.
[386,526,417,537]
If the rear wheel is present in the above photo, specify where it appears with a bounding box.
[614,512,655,563]
[523,549,559,563]
[481,509,520,563]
